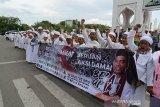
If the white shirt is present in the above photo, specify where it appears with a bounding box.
[78,43,86,47]
[82,29,100,48]
[128,30,154,86]
[40,39,52,44]
[38,32,48,41]
[86,40,100,48]
[96,29,124,49]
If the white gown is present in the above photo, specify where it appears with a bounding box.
[128,30,154,107]
[18,35,22,48]
[82,29,100,48]
[14,34,19,47]
[24,37,28,50]
[30,38,39,64]
[26,38,33,63]
[21,36,26,49]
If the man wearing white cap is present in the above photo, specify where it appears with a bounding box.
[37,26,47,42]
[121,32,130,49]
[30,31,40,63]
[95,27,124,49]
[81,19,100,48]
[39,34,52,44]
[58,34,66,45]
[26,33,34,63]
[52,31,61,45]
[65,35,73,47]
[72,33,79,46]
[43,29,50,39]
[102,27,110,39]
[127,24,154,107]
[77,34,86,47]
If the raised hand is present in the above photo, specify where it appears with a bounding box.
[92,24,97,30]
[81,19,85,29]
[81,19,85,25]
[133,24,141,32]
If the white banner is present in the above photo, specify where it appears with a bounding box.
[36,44,138,103]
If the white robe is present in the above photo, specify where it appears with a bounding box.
[96,29,124,49]
[18,35,23,48]
[24,37,28,50]
[78,43,86,48]
[38,32,48,42]
[30,38,39,63]
[14,34,19,47]
[21,36,26,49]
[26,38,33,63]
[128,30,154,107]
[82,29,100,48]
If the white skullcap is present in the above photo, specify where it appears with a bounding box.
[90,29,96,33]
[27,30,32,32]
[54,31,60,36]
[109,32,116,38]
[140,35,153,45]
[44,34,48,38]
[66,35,72,39]
[38,26,43,29]
[78,34,84,39]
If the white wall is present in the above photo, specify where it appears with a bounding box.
[112,0,151,31]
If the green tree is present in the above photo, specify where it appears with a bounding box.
[33,20,54,31]
[59,21,65,26]
[20,24,31,31]
[0,16,21,34]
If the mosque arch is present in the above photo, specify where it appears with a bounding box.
[117,7,135,29]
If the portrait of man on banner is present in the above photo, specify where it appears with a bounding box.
[95,50,138,102]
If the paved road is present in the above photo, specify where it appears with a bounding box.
[0,36,150,107]
[0,36,106,107]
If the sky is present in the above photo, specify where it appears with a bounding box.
[0,0,160,27]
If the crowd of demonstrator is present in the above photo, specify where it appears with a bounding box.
[9,19,160,107]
